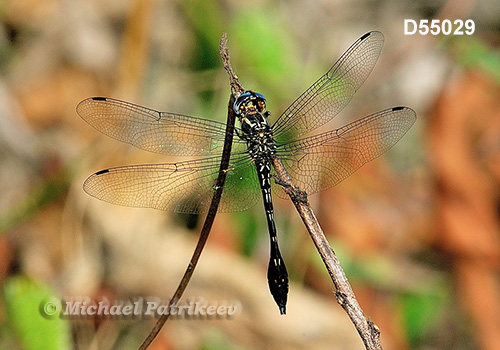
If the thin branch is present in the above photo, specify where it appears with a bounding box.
[221,31,382,349]
[219,33,244,96]
[272,157,382,350]
[137,33,240,350]
[139,31,381,350]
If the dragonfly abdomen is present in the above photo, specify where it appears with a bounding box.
[256,160,289,314]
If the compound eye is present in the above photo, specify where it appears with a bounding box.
[234,92,253,114]
[255,92,266,100]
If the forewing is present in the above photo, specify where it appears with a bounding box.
[274,107,416,198]
[272,31,384,142]
[83,153,260,213]
[77,97,234,156]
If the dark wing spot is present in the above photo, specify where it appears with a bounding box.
[95,169,110,175]
[360,32,371,40]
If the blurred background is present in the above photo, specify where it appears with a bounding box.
[1,0,500,349]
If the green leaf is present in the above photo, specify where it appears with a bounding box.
[399,287,447,345]
[234,211,259,257]
[3,276,70,350]
[230,6,296,94]
[444,35,500,83]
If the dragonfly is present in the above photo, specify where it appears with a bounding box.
[77,31,416,315]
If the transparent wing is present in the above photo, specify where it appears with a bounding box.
[274,107,416,198]
[76,97,244,156]
[272,31,384,142]
[83,153,260,213]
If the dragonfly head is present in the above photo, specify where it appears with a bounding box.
[233,91,268,117]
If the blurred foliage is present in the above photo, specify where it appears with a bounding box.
[399,288,447,346]
[2,276,70,350]
[1,0,500,349]
[182,0,225,108]
[444,34,500,82]
[200,329,247,350]
[310,241,451,348]
[0,167,70,233]
[230,6,297,97]
[233,211,259,258]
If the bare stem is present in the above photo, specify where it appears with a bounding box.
[137,33,239,350]
[219,33,244,96]
[221,31,382,349]
[139,32,381,350]
[272,157,382,349]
